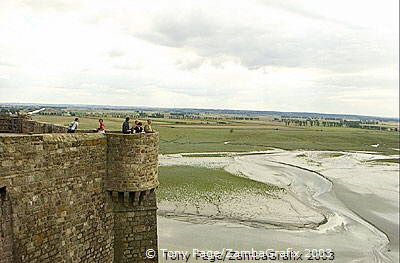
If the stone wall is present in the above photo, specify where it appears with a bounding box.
[105,133,159,262]
[0,187,14,263]
[21,119,67,133]
[0,114,67,134]
[0,118,159,263]
[0,134,114,262]
[105,133,159,192]
[111,190,158,262]
[0,115,22,133]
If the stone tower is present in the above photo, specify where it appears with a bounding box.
[105,133,159,262]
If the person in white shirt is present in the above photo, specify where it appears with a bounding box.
[67,118,79,133]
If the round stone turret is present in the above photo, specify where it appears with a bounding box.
[105,133,159,192]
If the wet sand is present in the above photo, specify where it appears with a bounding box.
[159,216,367,262]
[158,150,399,262]
[333,183,399,258]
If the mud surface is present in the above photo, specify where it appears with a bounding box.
[158,150,399,262]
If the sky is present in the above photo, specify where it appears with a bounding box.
[0,0,398,117]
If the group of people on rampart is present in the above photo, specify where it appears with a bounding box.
[122,117,155,134]
[66,117,155,134]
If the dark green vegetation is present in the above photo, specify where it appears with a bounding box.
[157,126,399,155]
[156,166,282,203]
[182,153,229,157]
[320,152,345,158]
[366,158,400,164]
[33,115,400,155]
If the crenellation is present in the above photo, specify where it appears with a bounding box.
[0,115,159,262]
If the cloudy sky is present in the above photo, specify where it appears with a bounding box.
[0,0,398,117]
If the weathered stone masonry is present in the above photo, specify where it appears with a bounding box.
[0,115,159,263]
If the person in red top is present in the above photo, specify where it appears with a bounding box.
[98,119,106,134]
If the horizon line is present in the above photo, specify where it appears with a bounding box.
[1,101,399,120]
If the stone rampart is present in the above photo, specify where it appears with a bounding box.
[21,119,68,133]
[0,134,114,262]
[0,115,21,133]
[0,114,67,134]
[105,133,159,262]
[106,133,159,192]
[0,116,159,263]
[0,186,14,263]
[111,189,158,262]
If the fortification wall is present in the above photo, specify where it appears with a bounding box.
[0,115,159,262]
[105,133,159,262]
[0,115,20,133]
[112,190,158,262]
[0,134,114,262]
[105,133,159,192]
[0,187,14,263]
[0,115,67,134]
[21,119,68,133]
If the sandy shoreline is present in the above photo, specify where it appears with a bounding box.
[158,150,399,262]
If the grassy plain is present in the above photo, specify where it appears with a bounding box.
[157,166,282,204]
[367,158,400,164]
[33,115,400,155]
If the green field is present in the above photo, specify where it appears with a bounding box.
[157,166,282,204]
[366,158,400,164]
[33,115,400,155]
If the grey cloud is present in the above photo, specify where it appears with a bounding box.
[19,0,82,12]
[135,10,217,48]
[107,49,125,58]
[160,84,234,97]
[134,7,397,73]
[256,0,361,29]
[0,61,16,67]
[316,74,399,90]
[175,57,205,71]
[113,64,138,71]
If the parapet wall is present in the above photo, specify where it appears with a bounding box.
[0,134,113,262]
[0,114,67,134]
[21,119,67,133]
[106,133,159,192]
[0,117,159,263]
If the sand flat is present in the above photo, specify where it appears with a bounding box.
[158,150,399,262]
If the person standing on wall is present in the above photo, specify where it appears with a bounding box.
[67,118,79,133]
[144,119,155,133]
[97,119,106,134]
[122,117,131,134]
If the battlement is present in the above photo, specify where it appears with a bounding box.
[0,114,67,134]
[106,133,159,192]
[0,115,159,263]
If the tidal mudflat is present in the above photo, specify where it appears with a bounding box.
[157,150,399,262]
